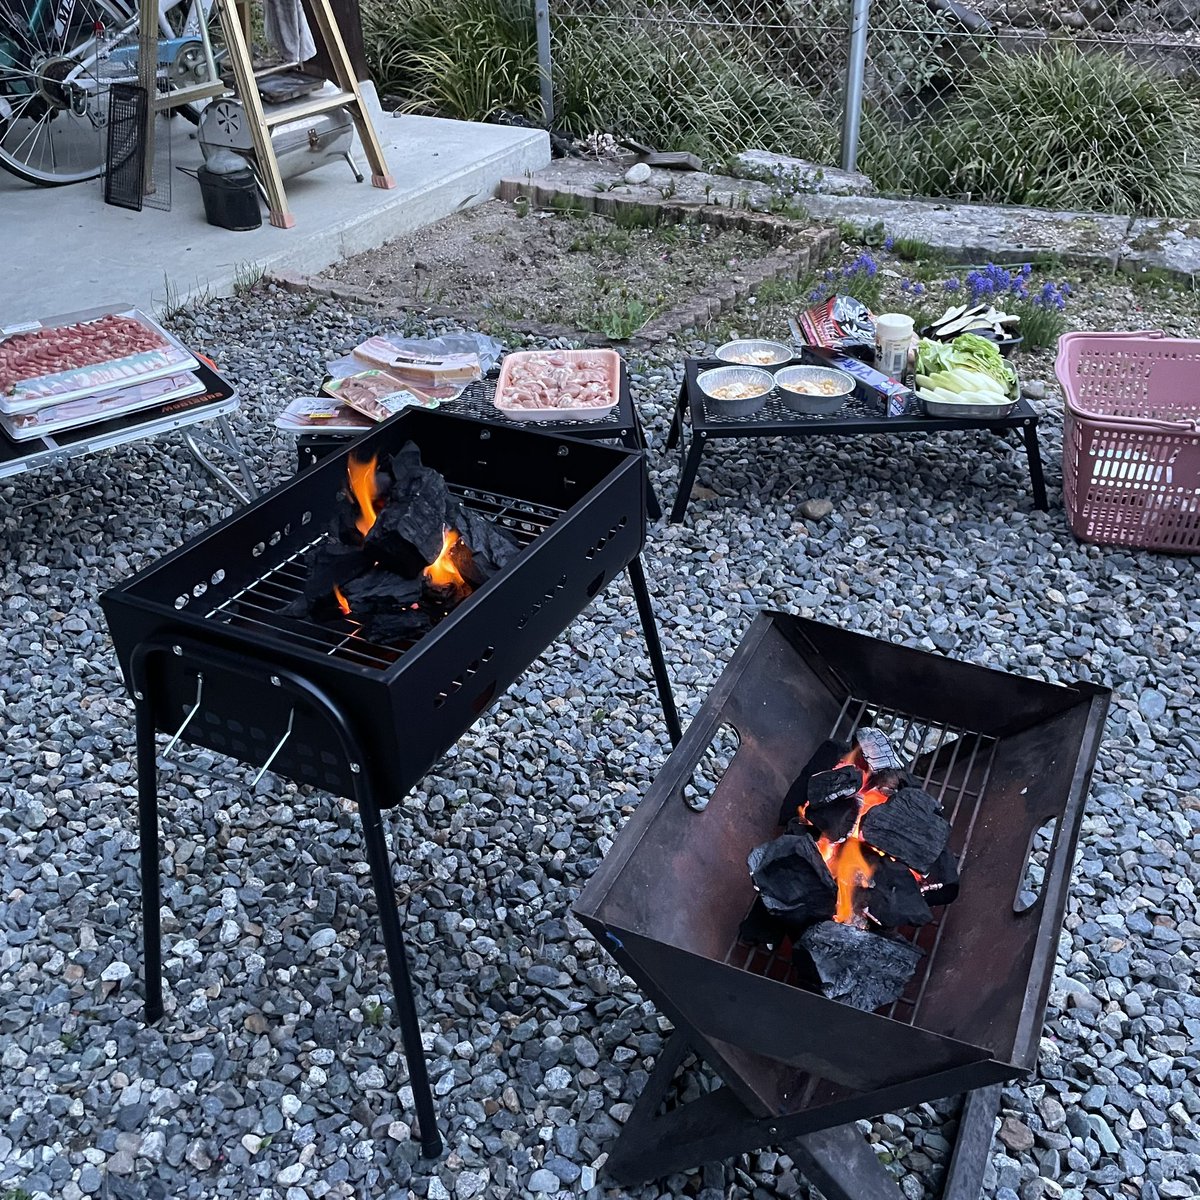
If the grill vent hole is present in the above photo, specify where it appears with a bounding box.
[1014,817,1058,913]
[192,582,207,598]
[210,569,226,585]
[684,723,741,812]
[174,595,188,610]
[252,542,265,557]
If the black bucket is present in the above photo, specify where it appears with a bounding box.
[196,163,262,231]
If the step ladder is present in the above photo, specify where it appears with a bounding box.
[213,0,395,228]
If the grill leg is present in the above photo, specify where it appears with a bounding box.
[626,555,682,747]
[358,794,444,1159]
[1021,419,1048,511]
[789,1125,905,1200]
[136,703,164,1023]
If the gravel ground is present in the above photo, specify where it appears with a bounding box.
[1,262,1199,1200]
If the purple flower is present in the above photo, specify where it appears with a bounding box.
[910,281,925,297]
[942,277,961,293]
[883,236,894,251]
[900,278,911,292]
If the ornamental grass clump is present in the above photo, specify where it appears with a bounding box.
[917,45,1200,217]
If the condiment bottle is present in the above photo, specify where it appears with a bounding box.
[875,313,915,382]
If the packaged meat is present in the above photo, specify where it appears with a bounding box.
[493,349,621,421]
[0,308,198,412]
[0,370,206,441]
[352,336,482,387]
[275,397,375,434]
[322,370,444,423]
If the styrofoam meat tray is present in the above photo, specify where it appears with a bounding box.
[0,305,198,413]
[492,349,620,422]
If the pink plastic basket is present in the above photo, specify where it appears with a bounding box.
[1055,330,1200,553]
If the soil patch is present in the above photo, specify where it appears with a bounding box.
[320,199,808,338]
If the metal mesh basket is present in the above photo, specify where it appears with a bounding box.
[1056,331,1200,554]
[104,83,148,211]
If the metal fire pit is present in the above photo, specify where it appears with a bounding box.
[575,613,1109,1197]
[101,408,681,1159]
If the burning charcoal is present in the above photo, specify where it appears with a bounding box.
[748,835,835,925]
[805,793,859,843]
[340,569,424,615]
[289,542,371,617]
[363,443,452,574]
[921,846,960,907]
[359,607,433,644]
[796,921,923,1012]
[864,857,933,930]
[860,787,951,875]
[449,506,521,581]
[807,765,862,806]
[778,738,850,824]
[867,766,919,795]
[855,728,900,772]
[738,898,790,948]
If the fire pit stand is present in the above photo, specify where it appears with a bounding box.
[576,613,1108,1198]
[101,409,682,1159]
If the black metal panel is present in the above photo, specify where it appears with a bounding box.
[102,409,645,803]
[576,612,1109,1122]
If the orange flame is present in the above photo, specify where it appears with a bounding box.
[347,453,381,537]
[423,528,468,589]
[334,584,351,616]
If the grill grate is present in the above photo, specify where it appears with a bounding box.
[205,485,563,670]
[726,697,998,1026]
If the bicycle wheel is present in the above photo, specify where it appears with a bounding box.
[0,0,138,185]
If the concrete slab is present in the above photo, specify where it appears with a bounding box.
[506,159,1136,271]
[1122,218,1200,282]
[0,103,549,324]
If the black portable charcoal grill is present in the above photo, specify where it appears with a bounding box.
[575,613,1109,1198]
[101,408,682,1157]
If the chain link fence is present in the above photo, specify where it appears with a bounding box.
[545,0,1200,216]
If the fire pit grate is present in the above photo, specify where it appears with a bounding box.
[725,697,999,1027]
[206,486,564,671]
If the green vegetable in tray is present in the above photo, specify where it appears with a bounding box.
[914,333,1017,407]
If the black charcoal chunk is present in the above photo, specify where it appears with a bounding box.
[807,765,862,806]
[860,787,951,875]
[359,607,433,644]
[291,543,371,617]
[779,739,850,825]
[340,569,424,615]
[449,506,521,581]
[748,835,835,925]
[805,792,859,842]
[796,922,923,1012]
[855,728,900,772]
[867,767,919,795]
[363,442,452,574]
[921,846,960,906]
[738,899,789,948]
[864,856,933,929]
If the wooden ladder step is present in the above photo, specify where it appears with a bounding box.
[262,88,357,127]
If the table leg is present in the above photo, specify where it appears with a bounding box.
[670,438,706,524]
[666,386,687,451]
[1021,420,1048,511]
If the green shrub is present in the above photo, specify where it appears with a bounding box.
[363,0,540,121]
[864,45,1200,217]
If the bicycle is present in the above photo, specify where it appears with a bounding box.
[0,0,222,185]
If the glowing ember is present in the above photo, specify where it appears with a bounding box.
[346,453,381,537]
[424,528,469,590]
